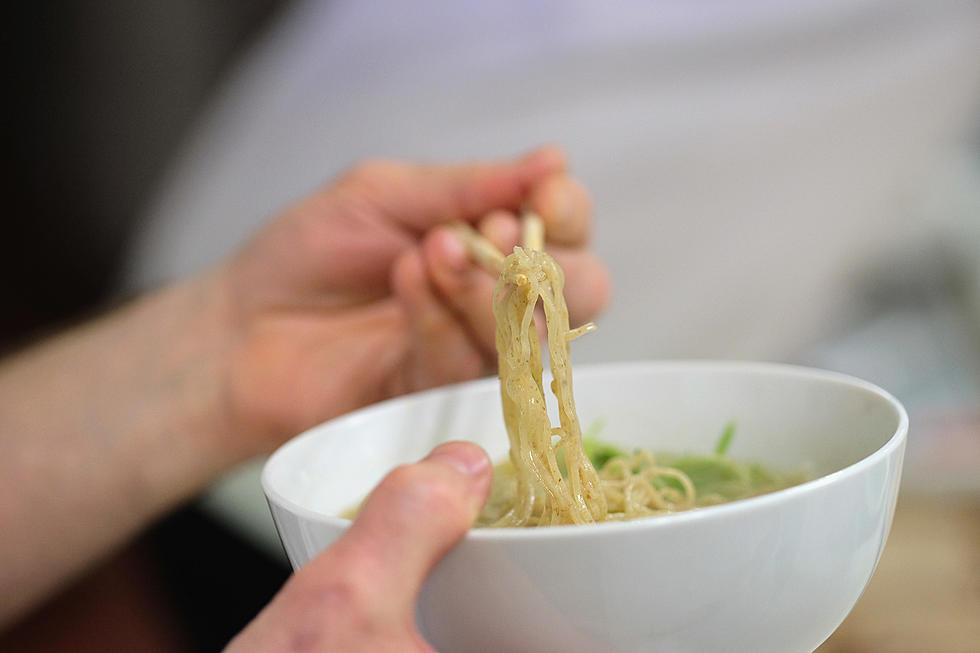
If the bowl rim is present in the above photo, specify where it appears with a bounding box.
[262,360,908,541]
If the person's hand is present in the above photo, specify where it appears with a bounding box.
[215,147,610,456]
[0,147,608,628]
[225,441,492,652]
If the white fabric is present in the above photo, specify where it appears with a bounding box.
[128,0,980,362]
[124,0,980,557]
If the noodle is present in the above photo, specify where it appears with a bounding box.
[344,242,806,526]
[477,247,804,527]
[481,247,704,526]
[487,247,606,526]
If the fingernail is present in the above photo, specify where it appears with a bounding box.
[551,189,572,231]
[427,442,490,478]
[440,229,468,273]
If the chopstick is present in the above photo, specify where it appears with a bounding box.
[520,211,544,251]
[450,210,547,278]
[450,215,597,338]
[449,221,505,275]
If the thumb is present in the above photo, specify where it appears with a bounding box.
[327,441,492,613]
[224,443,491,652]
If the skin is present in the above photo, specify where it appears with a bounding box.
[0,147,609,648]
[226,441,493,653]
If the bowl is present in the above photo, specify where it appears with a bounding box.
[262,361,907,653]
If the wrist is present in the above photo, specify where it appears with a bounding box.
[99,267,251,503]
[159,266,253,475]
[0,270,249,626]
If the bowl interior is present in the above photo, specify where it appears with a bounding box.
[264,361,905,521]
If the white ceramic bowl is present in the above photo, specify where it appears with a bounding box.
[262,361,907,653]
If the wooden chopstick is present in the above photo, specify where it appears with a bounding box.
[450,216,596,335]
[449,221,505,275]
[520,211,544,251]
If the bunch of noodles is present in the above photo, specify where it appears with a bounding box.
[488,246,605,526]
[483,245,701,527]
[342,221,804,527]
[597,451,696,520]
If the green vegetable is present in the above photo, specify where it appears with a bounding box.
[561,420,803,505]
[655,453,751,499]
[557,419,623,476]
[714,421,736,455]
[582,427,624,469]
[592,422,805,504]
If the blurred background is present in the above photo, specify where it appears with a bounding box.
[2,1,978,651]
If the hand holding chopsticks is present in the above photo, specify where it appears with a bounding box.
[449,210,547,278]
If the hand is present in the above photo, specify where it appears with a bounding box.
[0,148,608,628]
[225,441,493,652]
[215,147,610,456]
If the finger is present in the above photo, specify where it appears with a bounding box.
[227,442,491,652]
[327,442,492,614]
[549,246,612,327]
[476,212,548,341]
[476,210,608,334]
[391,249,487,390]
[421,227,501,356]
[526,174,592,246]
[423,218,609,353]
[336,146,566,233]
[478,209,521,256]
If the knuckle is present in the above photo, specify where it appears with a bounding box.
[381,464,427,498]
[430,478,476,525]
[288,569,365,618]
[382,464,473,526]
[276,573,373,650]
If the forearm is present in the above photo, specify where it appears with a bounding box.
[0,272,239,628]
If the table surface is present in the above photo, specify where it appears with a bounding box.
[816,493,980,653]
